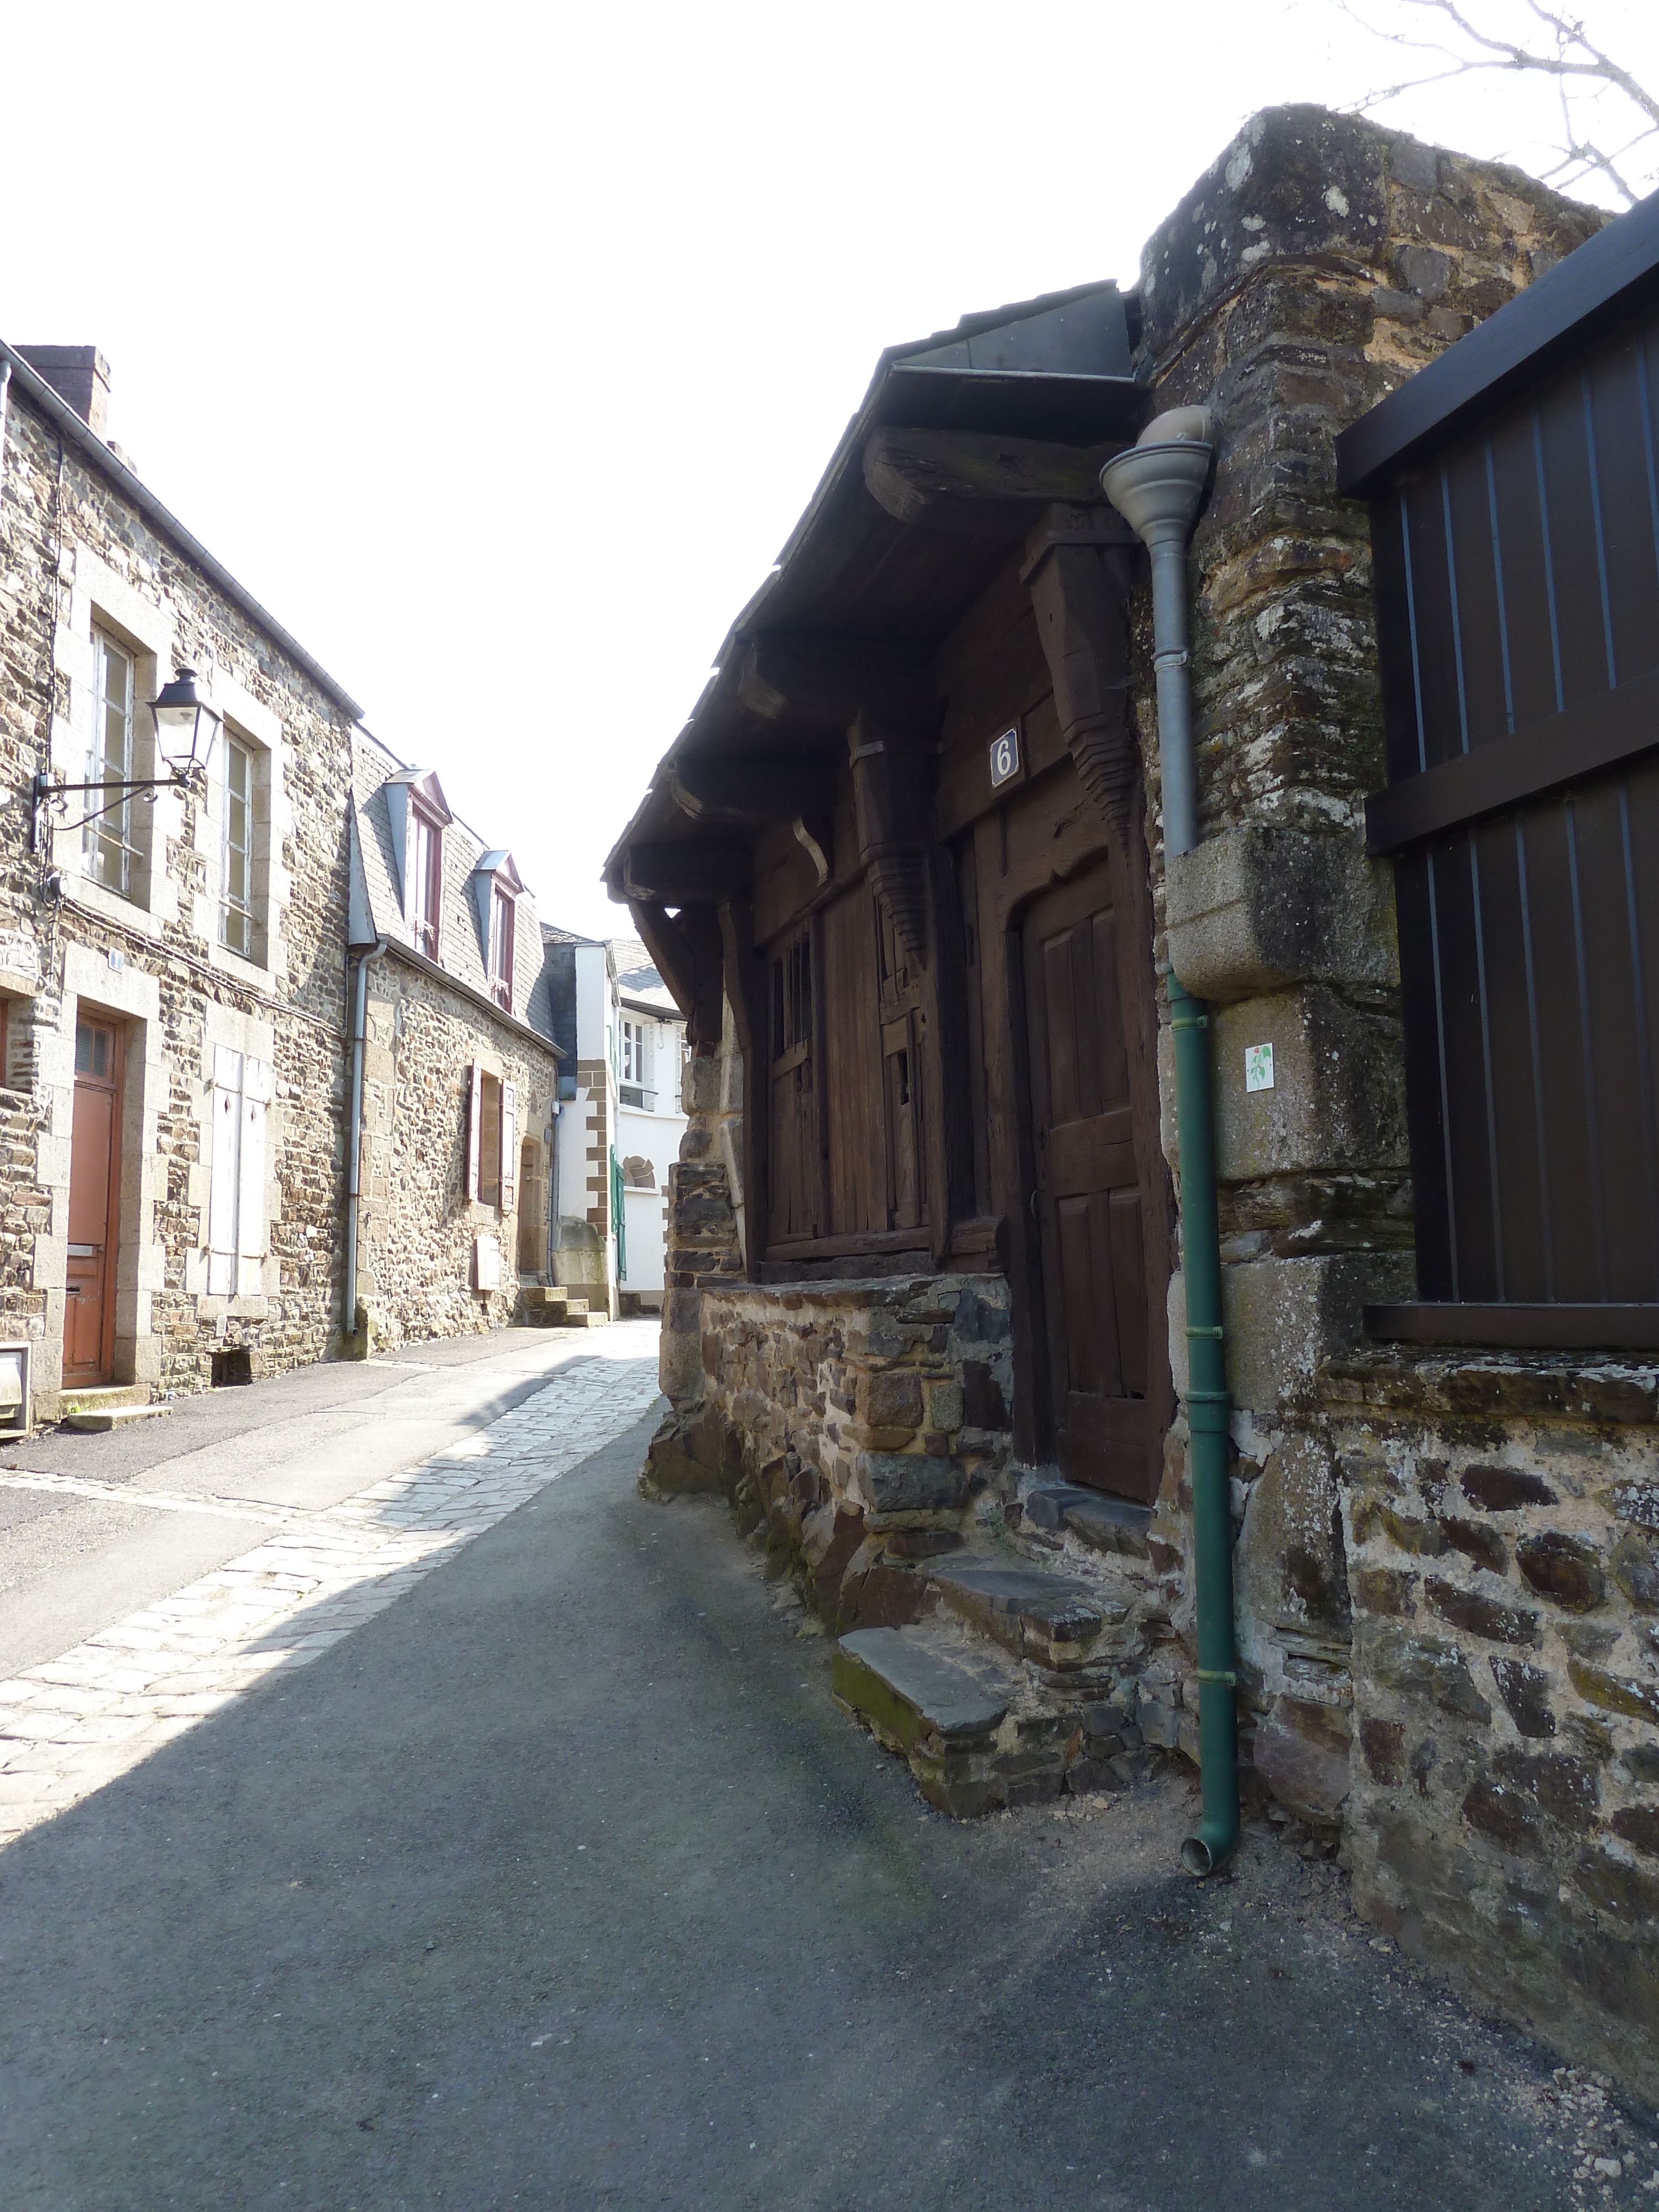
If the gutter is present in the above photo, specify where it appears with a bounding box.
[0,337,364,722]
[1102,408,1239,1877]
[343,936,388,1352]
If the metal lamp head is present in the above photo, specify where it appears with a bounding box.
[148,666,222,778]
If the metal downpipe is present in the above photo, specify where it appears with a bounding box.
[344,937,388,1350]
[1102,411,1238,1876]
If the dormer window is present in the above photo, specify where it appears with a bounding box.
[411,804,443,959]
[488,882,515,1011]
[468,850,525,1015]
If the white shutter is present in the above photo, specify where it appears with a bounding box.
[236,1057,270,1296]
[208,1047,242,1297]
[467,1061,483,1202]
[500,1083,517,1213]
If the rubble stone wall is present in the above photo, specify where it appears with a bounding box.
[645,1268,1016,1629]
[354,954,559,1349]
[1315,1355,1659,2101]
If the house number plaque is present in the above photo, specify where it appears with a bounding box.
[989,726,1020,789]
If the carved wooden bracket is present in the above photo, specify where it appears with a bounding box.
[1027,536,1138,841]
[739,637,936,967]
[628,901,726,1052]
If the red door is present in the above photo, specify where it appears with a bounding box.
[1021,865,1150,1499]
[65,1016,124,1387]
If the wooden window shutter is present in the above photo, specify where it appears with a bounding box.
[237,1058,272,1296]
[208,1046,242,1297]
[467,1061,483,1202]
[500,1082,517,1213]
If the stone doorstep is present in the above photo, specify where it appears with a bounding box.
[1022,1481,1153,1559]
[923,1556,1113,1667]
[61,1403,172,1435]
[58,1384,152,1416]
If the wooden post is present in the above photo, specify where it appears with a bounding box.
[718,896,770,1277]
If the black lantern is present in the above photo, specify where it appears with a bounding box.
[147,666,222,779]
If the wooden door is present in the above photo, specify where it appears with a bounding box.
[1021,865,1149,1497]
[65,1016,124,1387]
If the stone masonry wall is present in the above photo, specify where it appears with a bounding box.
[646,1270,1016,1631]
[1131,108,1647,2089]
[1321,1355,1659,2101]
[0,373,356,1412]
[356,955,558,1349]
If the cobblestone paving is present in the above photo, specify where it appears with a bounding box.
[0,1331,662,1844]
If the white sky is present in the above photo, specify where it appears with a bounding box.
[3,0,1653,938]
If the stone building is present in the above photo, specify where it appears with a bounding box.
[346,736,564,1348]
[607,108,1659,2095]
[0,339,363,1424]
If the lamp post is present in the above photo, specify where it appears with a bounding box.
[32,664,223,854]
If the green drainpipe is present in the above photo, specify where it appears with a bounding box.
[1103,408,1238,1877]
[1167,971,1238,1875]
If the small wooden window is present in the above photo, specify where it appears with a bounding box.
[411,806,443,959]
[467,1062,516,1213]
[771,931,812,1059]
[220,735,256,958]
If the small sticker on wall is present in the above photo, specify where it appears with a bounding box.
[1245,1042,1275,1093]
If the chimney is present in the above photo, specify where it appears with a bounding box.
[16,346,111,437]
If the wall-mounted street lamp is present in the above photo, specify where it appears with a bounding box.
[31,665,223,854]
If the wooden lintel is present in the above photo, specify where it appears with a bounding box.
[863,426,1129,533]
[670,752,838,824]
[620,841,752,905]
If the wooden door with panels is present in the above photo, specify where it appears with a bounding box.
[1019,862,1149,1498]
[65,1015,126,1387]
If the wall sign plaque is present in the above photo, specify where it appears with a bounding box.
[989,726,1020,789]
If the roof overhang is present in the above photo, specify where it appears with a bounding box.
[604,281,1146,900]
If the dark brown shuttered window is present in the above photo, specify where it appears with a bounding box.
[1365,296,1659,1349]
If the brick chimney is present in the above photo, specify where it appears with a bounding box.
[16,346,111,437]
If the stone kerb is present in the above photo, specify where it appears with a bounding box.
[1319,1352,1659,2101]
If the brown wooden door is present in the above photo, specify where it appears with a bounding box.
[1021,865,1149,1497]
[65,1016,124,1387]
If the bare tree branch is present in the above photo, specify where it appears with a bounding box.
[1335,0,1659,205]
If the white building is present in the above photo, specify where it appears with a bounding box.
[543,929,686,1316]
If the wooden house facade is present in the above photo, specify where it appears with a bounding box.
[608,281,1174,1505]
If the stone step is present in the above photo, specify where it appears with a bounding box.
[59,1384,150,1415]
[62,1401,171,1434]
[834,1624,1074,1816]
[1022,1481,1152,1559]
[924,1556,1124,1670]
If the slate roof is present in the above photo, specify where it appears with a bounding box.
[351,731,555,1042]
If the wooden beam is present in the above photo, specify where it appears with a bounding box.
[620,841,752,905]
[670,753,838,824]
[718,898,770,1276]
[628,901,726,1052]
[863,425,1128,533]
[738,637,931,730]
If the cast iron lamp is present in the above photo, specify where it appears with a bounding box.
[31,664,224,853]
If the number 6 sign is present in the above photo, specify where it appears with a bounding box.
[989,726,1020,789]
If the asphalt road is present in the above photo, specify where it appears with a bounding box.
[0,1328,638,1679]
[3,1399,1652,2210]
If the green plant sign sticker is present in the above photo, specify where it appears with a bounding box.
[1244,1042,1275,1093]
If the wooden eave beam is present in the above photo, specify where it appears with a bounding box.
[862,425,1131,534]
[669,753,838,825]
[737,637,932,730]
[620,841,752,905]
